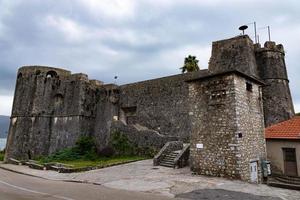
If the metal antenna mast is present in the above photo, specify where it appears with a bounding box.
[258,26,271,41]
[239,22,258,43]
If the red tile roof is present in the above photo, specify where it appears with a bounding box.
[265,117,300,139]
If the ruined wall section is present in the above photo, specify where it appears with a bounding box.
[118,70,209,142]
[208,35,259,78]
[189,73,266,183]
[255,42,295,127]
[5,66,100,160]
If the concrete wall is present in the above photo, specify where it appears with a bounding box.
[189,73,266,183]
[266,139,300,176]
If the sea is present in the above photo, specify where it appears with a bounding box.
[0,138,7,150]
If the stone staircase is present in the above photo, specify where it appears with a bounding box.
[159,150,180,168]
[268,174,300,190]
[153,141,190,168]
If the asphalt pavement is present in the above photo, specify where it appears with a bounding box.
[0,168,177,200]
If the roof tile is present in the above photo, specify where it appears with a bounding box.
[265,116,300,139]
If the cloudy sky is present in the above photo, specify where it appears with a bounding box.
[0,0,299,116]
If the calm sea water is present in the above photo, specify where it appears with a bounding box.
[0,138,7,150]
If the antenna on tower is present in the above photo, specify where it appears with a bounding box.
[240,22,258,43]
[239,25,248,35]
[114,75,118,84]
[258,26,271,41]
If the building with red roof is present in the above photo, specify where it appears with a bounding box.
[265,116,300,177]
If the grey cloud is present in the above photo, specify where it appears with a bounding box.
[0,0,300,112]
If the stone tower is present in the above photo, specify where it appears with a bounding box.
[209,35,259,78]
[5,66,99,160]
[255,42,295,127]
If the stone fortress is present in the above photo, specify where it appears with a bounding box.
[5,35,295,183]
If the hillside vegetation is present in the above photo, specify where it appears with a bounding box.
[0,115,9,138]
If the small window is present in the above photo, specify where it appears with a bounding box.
[246,82,253,92]
[238,133,243,138]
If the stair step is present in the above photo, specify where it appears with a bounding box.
[274,177,300,186]
[162,160,174,163]
[162,160,175,163]
[160,163,174,167]
[164,156,176,159]
[268,180,300,191]
[274,174,300,182]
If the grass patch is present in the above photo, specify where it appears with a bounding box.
[48,156,147,168]
[37,136,150,169]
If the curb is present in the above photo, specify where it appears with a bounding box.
[0,165,98,185]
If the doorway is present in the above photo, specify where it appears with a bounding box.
[283,148,298,176]
[250,161,258,183]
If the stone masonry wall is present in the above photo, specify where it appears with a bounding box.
[119,70,209,142]
[209,35,259,78]
[189,73,266,183]
[233,75,266,182]
[189,74,240,179]
[5,66,100,160]
[255,42,295,127]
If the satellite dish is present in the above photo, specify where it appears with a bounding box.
[239,25,248,35]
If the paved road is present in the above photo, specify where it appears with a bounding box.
[0,168,177,200]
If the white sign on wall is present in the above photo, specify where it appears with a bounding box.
[196,143,203,149]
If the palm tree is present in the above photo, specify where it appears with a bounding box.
[180,55,200,73]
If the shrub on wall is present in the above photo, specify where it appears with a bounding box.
[40,135,98,162]
[107,130,157,157]
[109,131,135,156]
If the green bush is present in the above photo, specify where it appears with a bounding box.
[99,146,115,157]
[109,131,135,156]
[74,136,96,155]
[296,113,300,116]
[0,151,4,161]
[108,131,157,158]
[40,135,97,163]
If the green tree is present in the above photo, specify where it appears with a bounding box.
[180,55,200,73]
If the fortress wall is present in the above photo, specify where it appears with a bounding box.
[118,70,209,142]
[208,35,259,78]
[93,85,119,151]
[255,42,295,127]
[189,73,266,183]
[5,66,98,160]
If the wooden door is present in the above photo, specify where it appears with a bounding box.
[283,148,298,176]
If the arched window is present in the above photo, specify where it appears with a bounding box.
[46,71,58,78]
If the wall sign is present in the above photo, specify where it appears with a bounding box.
[196,143,203,149]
